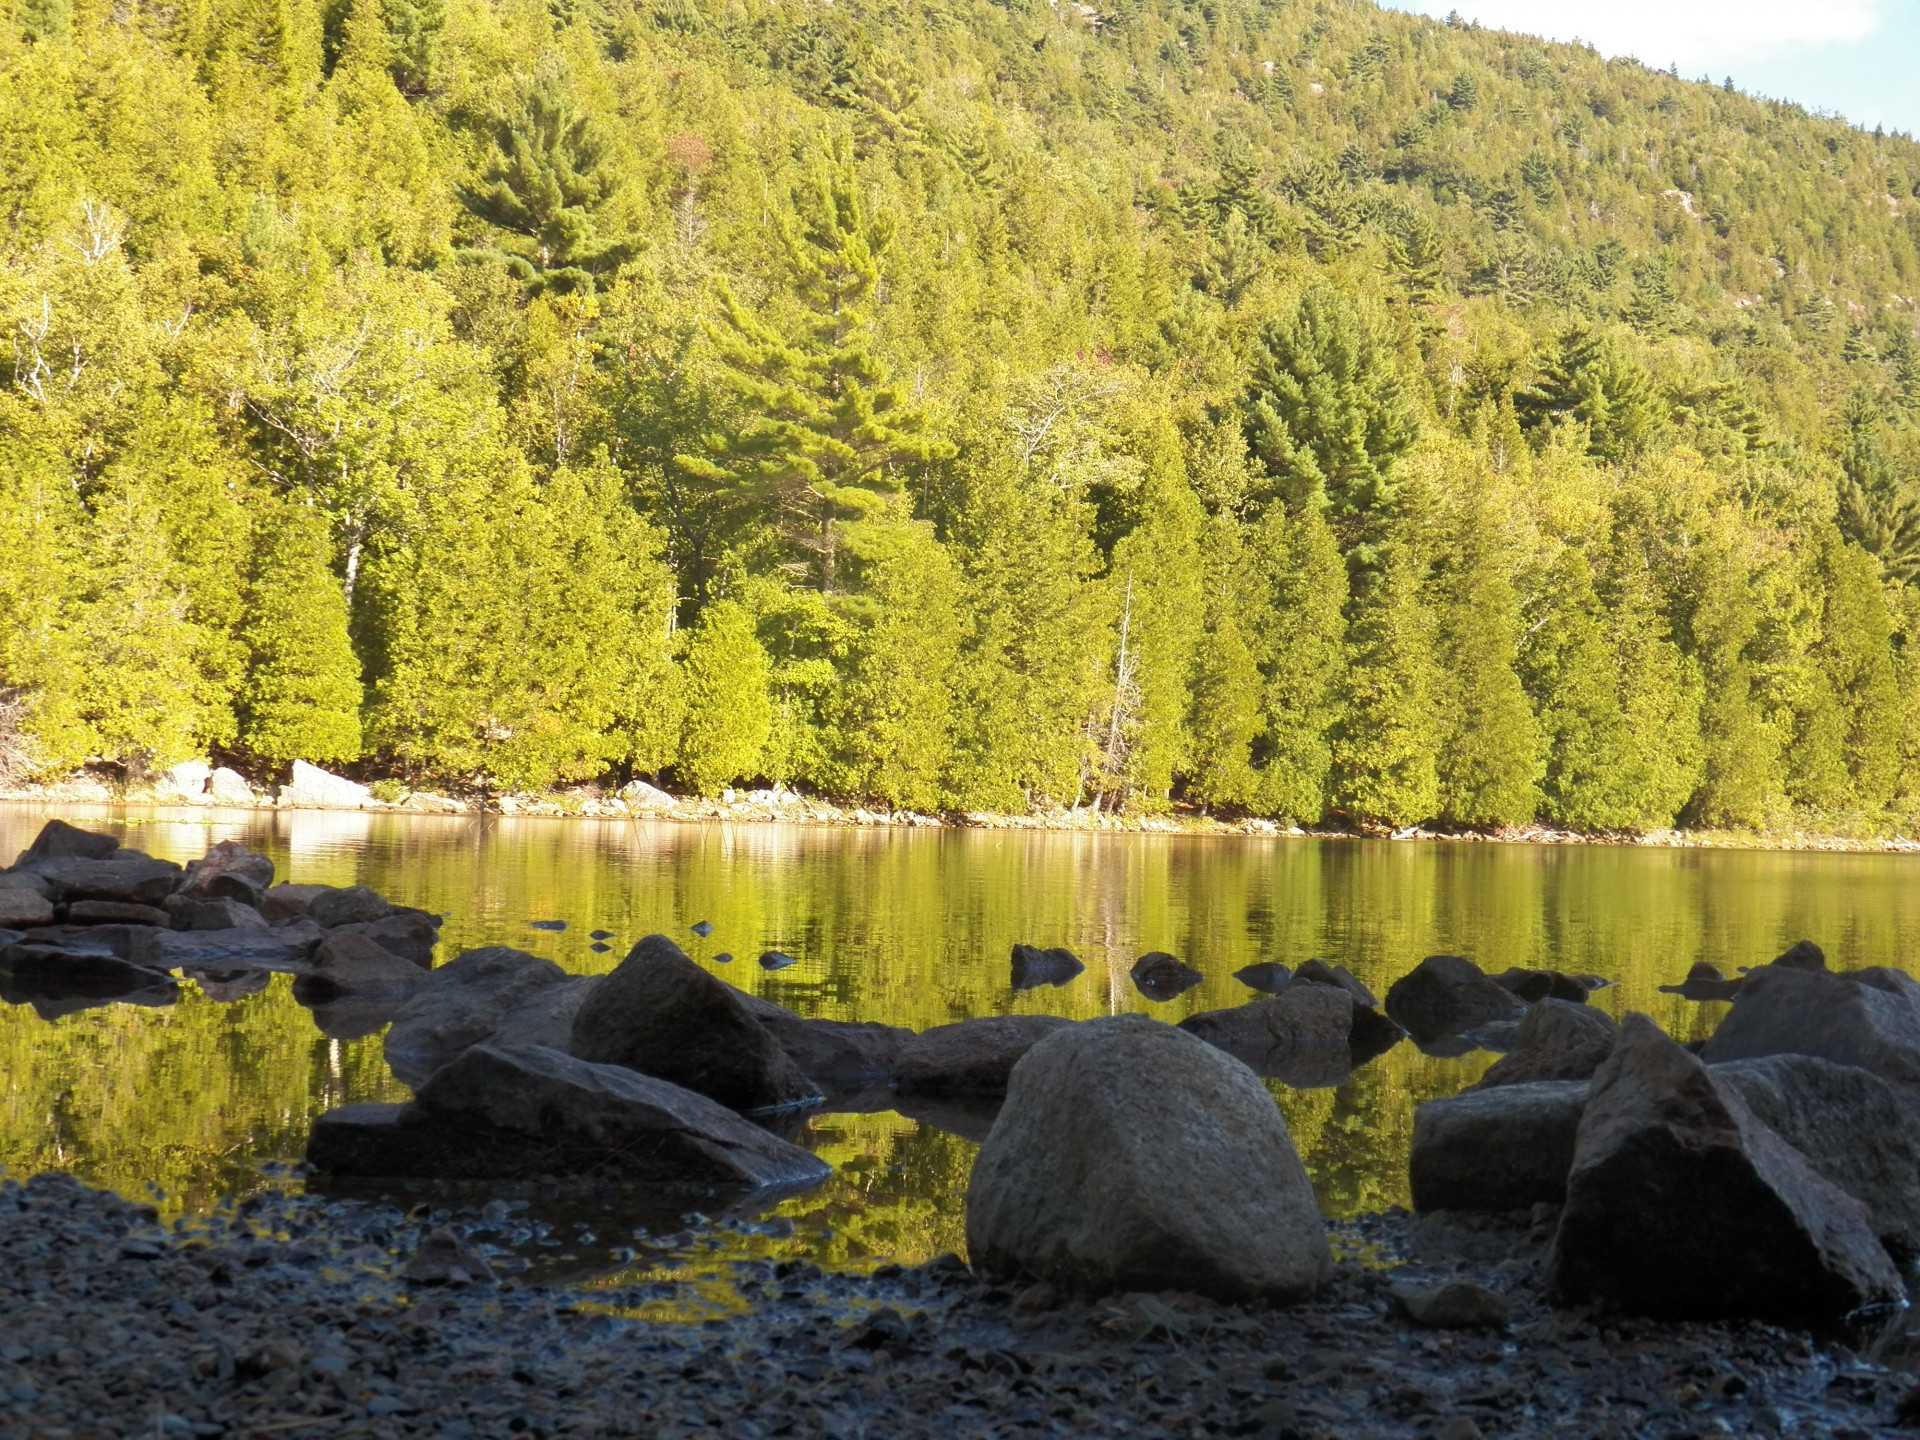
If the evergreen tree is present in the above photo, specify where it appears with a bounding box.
[677,599,773,796]
[1242,284,1420,570]
[1187,575,1264,811]
[1796,532,1902,814]
[1835,388,1920,583]
[379,0,443,93]
[1522,546,1630,827]
[1250,499,1346,823]
[1682,536,1781,828]
[459,53,637,293]
[0,441,87,778]
[16,0,69,43]
[679,138,953,589]
[1515,327,1665,463]
[239,501,364,765]
[1330,545,1441,826]
[1434,498,1542,825]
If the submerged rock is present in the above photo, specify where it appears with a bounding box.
[156,923,321,973]
[569,935,820,1113]
[294,932,428,999]
[1179,986,1359,1086]
[1293,959,1379,1009]
[1548,1014,1901,1321]
[308,1044,832,1188]
[1384,955,1525,1040]
[1490,967,1590,1004]
[967,1014,1329,1303]
[1130,951,1203,1002]
[1009,943,1083,991]
[385,946,574,1088]
[737,990,913,1088]
[1232,961,1292,995]
[1658,960,1743,1003]
[890,1015,1073,1096]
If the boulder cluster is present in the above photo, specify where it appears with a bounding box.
[10,817,1911,1331]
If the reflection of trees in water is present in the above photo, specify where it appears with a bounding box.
[4,808,1920,1242]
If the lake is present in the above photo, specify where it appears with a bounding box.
[4,804,1916,1300]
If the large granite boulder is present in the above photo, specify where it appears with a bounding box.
[568,935,820,1113]
[1384,955,1524,1040]
[489,975,601,1051]
[1548,1014,1901,1321]
[279,761,372,810]
[307,1044,832,1189]
[385,947,574,1087]
[890,1015,1073,1096]
[172,841,275,907]
[1472,1000,1617,1091]
[967,1014,1329,1303]
[21,855,182,907]
[1411,1080,1590,1214]
[15,820,119,864]
[1700,964,1920,1111]
[1178,985,1358,1085]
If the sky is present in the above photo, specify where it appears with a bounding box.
[1376,0,1920,137]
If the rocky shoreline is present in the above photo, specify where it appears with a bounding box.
[5,765,1919,853]
[5,1170,1919,1440]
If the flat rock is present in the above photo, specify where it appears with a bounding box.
[294,932,428,999]
[1179,986,1358,1086]
[1700,964,1920,1111]
[22,855,182,907]
[330,911,437,966]
[1389,1278,1511,1329]
[308,1044,831,1189]
[1385,955,1524,1041]
[0,943,173,998]
[156,924,321,973]
[890,1015,1074,1096]
[1549,1014,1901,1321]
[66,900,172,927]
[1410,1080,1590,1214]
[0,889,55,928]
[569,936,820,1113]
[967,1014,1330,1303]
[384,947,572,1088]
[279,761,372,810]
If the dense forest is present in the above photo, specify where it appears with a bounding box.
[3,0,1920,830]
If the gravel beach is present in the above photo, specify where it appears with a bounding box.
[4,1170,1917,1440]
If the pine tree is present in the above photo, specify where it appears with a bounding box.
[677,599,773,796]
[1249,499,1346,823]
[1682,537,1781,828]
[1330,545,1440,826]
[1521,546,1630,827]
[459,53,637,293]
[0,441,88,778]
[1805,533,1902,814]
[1835,388,1920,583]
[1515,327,1665,463]
[1187,577,1264,811]
[1242,284,1420,569]
[679,138,953,589]
[16,0,69,43]
[239,502,364,765]
[1434,500,1542,825]
[379,0,443,93]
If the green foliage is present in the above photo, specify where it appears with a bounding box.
[239,502,364,766]
[677,599,772,796]
[0,0,1916,836]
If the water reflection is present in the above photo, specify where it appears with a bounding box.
[4,804,1919,1269]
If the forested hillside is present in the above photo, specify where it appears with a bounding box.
[4,0,1920,830]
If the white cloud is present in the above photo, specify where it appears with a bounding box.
[1394,0,1884,70]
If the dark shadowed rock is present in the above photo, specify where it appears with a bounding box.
[489,975,600,1052]
[22,855,182,907]
[188,967,272,1003]
[1473,1000,1617,1091]
[261,884,331,924]
[23,923,164,969]
[1713,1054,1920,1262]
[308,886,396,929]
[1658,960,1743,1003]
[1548,1014,1900,1321]
[1010,944,1084,991]
[736,991,913,1088]
[330,910,438,966]
[891,1015,1073,1096]
[1491,968,1590,1004]
[169,898,269,932]
[384,947,572,1087]
[0,942,173,999]
[17,820,119,864]
[1294,959,1379,1009]
[1389,1278,1511,1329]
[967,1014,1329,1303]
[0,887,54,929]
[173,841,275,907]
[1770,939,1826,971]
[308,1044,833,1189]
[66,899,170,927]
[1700,964,1920,1111]
[1385,955,1524,1040]
[1130,951,1203,1001]
[1411,1080,1589,1214]
[1179,986,1358,1086]
[293,932,427,999]
[303,993,411,1041]
[758,949,798,971]
[569,935,820,1113]
[1233,961,1292,995]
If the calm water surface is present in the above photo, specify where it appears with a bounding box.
[5,804,1919,1299]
